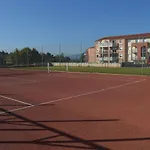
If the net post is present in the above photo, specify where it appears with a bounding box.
[47,62,50,73]
[66,63,69,72]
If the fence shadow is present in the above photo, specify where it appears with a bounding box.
[1,108,149,149]
[0,107,110,150]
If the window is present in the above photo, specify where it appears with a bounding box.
[141,46,146,57]
[97,55,99,58]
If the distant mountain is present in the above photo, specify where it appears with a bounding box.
[68,54,81,60]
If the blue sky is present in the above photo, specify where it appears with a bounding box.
[0,0,150,55]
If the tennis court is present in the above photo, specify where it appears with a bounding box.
[0,68,150,150]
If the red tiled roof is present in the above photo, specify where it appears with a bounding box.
[95,33,150,41]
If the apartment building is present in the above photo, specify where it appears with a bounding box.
[86,47,96,63]
[87,33,150,63]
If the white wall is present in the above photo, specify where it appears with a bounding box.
[52,63,121,68]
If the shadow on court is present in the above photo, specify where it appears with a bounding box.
[0,108,150,149]
[0,107,113,150]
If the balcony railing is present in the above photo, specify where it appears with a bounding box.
[100,57,113,61]
[99,42,113,47]
[99,42,119,48]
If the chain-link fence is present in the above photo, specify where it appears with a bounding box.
[0,43,87,68]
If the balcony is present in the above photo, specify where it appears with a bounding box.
[100,57,113,61]
[99,42,113,47]
[99,42,120,48]
[100,49,109,52]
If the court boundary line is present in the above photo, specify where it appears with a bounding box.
[43,73,137,82]
[51,70,146,77]
[0,78,146,115]
[11,68,147,77]
[0,95,33,106]
[7,70,136,84]
[0,73,137,86]
[39,79,146,106]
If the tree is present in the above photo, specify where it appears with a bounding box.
[80,53,85,63]
[0,47,66,66]
[0,51,9,65]
[44,52,54,62]
[64,56,71,62]
[15,48,19,65]
[30,48,41,64]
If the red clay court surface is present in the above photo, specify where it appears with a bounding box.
[0,68,150,150]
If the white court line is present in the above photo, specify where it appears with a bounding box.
[0,78,146,115]
[45,74,135,82]
[50,70,147,77]
[11,68,146,77]
[10,68,147,83]
[0,105,34,115]
[40,79,146,105]
[0,74,134,85]
[0,95,33,106]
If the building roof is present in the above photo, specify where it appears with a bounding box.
[95,33,150,42]
[86,46,95,50]
[88,46,95,49]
